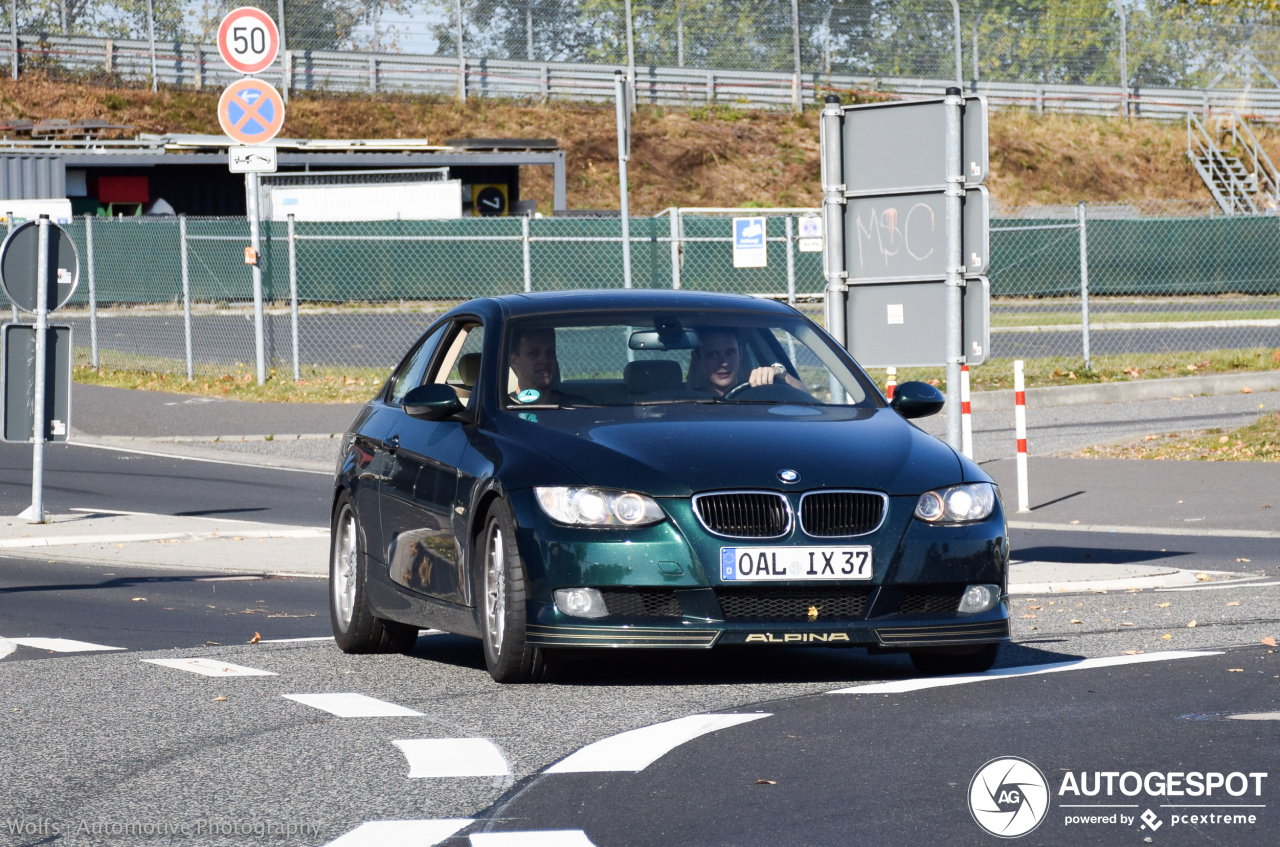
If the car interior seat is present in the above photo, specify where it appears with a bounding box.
[449,352,481,401]
[624,360,683,396]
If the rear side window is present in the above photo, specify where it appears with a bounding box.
[387,325,445,404]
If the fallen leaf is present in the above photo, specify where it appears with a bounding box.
[1027,605,1043,610]
[205,641,221,646]
[1157,602,1171,608]
[1069,519,1080,525]
[1070,619,1084,624]
[213,696,228,701]
[1161,634,1173,639]
[1121,622,1134,626]
[1242,387,1253,394]
[1236,558,1251,563]
[1123,650,1141,655]
[1195,573,1212,581]
[1228,669,1244,673]
[131,597,147,602]
[1263,637,1277,647]
[1187,620,1197,628]
[248,632,261,644]
[754,779,776,785]
[1022,614,1037,619]
[1226,602,1241,607]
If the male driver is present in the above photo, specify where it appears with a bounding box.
[688,328,804,397]
[509,326,586,405]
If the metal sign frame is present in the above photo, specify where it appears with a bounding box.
[0,220,80,313]
[1,323,72,443]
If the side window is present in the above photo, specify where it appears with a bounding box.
[387,325,446,404]
[430,321,486,406]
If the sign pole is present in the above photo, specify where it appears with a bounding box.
[944,86,965,450]
[820,95,847,349]
[19,215,50,522]
[246,172,266,385]
[615,71,633,289]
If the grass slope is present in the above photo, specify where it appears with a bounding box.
[0,75,1235,212]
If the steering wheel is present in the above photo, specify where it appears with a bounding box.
[721,382,754,400]
[722,381,816,403]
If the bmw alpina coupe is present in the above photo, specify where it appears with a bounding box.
[330,290,1008,682]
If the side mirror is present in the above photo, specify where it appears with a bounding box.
[889,381,945,419]
[402,384,464,420]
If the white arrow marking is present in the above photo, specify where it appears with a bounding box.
[143,658,277,677]
[545,713,770,774]
[470,831,597,847]
[8,637,124,652]
[282,692,423,717]
[321,819,473,847]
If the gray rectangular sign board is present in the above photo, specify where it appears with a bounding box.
[845,187,989,282]
[845,278,989,369]
[2,323,72,442]
[842,95,988,192]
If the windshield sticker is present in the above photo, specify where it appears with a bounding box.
[517,412,539,422]
[517,389,541,404]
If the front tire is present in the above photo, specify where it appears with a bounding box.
[329,493,418,654]
[476,500,557,683]
[909,642,1000,676]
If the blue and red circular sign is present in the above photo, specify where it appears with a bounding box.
[218,78,286,145]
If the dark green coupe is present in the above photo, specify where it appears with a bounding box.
[330,290,1008,682]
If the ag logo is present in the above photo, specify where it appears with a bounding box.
[969,757,1050,838]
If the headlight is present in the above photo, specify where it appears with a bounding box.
[914,483,997,523]
[535,487,665,527]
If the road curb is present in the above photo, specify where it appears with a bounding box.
[970,370,1280,412]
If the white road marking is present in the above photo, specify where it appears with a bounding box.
[828,651,1222,695]
[142,658,277,677]
[545,713,770,774]
[0,638,14,660]
[7,637,124,653]
[282,693,423,717]
[470,831,597,847]
[1157,581,1280,593]
[0,528,327,549]
[393,738,510,778]
[321,819,473,847]
[1008,521,1280,539]
[1228,713,1280,721]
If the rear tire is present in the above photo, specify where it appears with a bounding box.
[329,493,418,654]
[476,500,558,683]
[909,642,1000,676]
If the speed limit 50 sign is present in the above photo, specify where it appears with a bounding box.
[218,6,280,75]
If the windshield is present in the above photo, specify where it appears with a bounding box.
[501,310,878,410]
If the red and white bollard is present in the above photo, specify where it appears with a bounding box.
[960,364,973,459]
[1014,359,1029,513]
[885,367,897,400]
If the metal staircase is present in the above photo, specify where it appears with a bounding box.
[1187,112,1280,214]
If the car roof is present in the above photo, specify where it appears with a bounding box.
[468,289,798,320]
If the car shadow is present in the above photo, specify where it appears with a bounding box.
[407,633,1086,687]
[1012,545,1191,565]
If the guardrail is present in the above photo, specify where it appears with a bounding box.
[11,34,1280,122]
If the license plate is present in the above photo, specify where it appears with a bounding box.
[719,546,873,581]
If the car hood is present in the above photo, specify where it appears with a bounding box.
[496,404,963,497]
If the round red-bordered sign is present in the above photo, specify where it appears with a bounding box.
[218,78,286,145]
[217,6,280,75]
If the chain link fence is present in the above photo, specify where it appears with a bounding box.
[22,203,1278,391]
[9,2,1280,106]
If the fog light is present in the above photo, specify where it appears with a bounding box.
[957,584,1000,614]
[554,587,608,619]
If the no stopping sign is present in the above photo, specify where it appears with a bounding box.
[218,7,280,75]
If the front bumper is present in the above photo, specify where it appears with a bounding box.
[509,488,1009,651]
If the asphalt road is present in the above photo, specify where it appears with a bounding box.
[0,440,331,526]
[0,558,329,656]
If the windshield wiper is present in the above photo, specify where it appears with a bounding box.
[634,397,718,406]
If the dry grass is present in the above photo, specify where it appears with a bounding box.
[0,74,1253,212]
[1077,412,1280,462]
[73,364,386,404]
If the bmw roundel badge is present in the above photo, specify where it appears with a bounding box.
[778,469,800,483]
